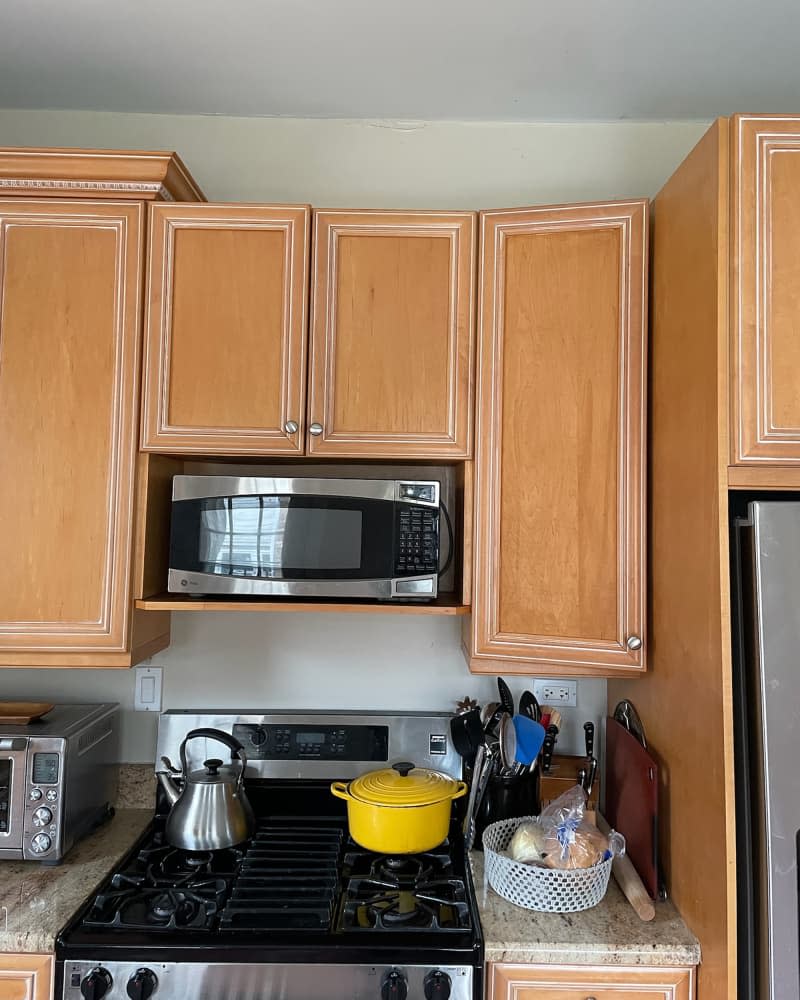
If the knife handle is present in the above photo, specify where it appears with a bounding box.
[542,726,557,773]
[584,721,595,759]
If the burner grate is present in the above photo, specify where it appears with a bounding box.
[219,823,344,931]
[341,876,470,932]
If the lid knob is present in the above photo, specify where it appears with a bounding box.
[203,758,223,776]
[392,762,415,777]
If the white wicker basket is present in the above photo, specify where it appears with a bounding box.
[482,816,612,913]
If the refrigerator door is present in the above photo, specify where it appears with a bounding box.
[740,501,800,1000]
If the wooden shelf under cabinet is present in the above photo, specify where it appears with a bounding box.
[135,593,469,616]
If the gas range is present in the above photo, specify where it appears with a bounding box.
[56,711,482,1000]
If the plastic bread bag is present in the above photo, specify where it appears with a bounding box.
[509,786,625,870]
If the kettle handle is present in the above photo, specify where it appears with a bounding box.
[180,728,248,783]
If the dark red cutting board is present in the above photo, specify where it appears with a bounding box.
[605,717,659,899]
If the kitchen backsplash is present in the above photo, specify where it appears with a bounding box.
[0,613,605,763]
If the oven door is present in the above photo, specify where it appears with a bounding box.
[168,477,432,599]
[0,739,28,858]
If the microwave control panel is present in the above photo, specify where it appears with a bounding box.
[232,723,389,761]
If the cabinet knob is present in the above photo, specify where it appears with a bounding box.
[626,635,643,651]
[283,420,299,434]
[309,422,324,436]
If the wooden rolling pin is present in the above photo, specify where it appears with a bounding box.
[597,812,656,922]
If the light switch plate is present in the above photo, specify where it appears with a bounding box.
[134,666,163,712]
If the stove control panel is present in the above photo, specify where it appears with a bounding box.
[232,723,389,762]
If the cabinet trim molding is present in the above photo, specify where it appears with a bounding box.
[489,961,694,1000]
[0,953,53,1000]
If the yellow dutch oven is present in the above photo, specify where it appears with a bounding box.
[331,761,468,854]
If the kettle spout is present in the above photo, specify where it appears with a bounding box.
[157,758,181,806]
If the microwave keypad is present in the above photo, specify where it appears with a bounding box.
[395,508,438,575]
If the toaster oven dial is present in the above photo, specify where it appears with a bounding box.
[80,968,112,1000]
[32,806,52,827]
[29,787,42,801]
[30,832,51,853]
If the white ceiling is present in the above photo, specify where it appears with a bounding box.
[2,0,799,121]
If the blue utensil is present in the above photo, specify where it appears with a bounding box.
[512,714,546,773]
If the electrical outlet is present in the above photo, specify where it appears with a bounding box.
[532,679,577,707]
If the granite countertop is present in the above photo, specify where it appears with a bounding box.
[470,851,701,968]
[0,808,152,953]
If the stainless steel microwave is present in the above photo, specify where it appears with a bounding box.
[168,476,442,600]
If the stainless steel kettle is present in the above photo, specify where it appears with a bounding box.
[157,727,255,850]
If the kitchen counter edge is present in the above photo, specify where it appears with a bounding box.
[469,851,701,967]
[0,808,152,954]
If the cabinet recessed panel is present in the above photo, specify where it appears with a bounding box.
[0,203,142,650]
[498,228,620,641]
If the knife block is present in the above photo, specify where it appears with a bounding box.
[539,753,599,813]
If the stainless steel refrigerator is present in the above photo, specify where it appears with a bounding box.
[734,500,800,1000]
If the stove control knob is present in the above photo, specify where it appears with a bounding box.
[80,968,112,1000]
[126,968,158,1000]
[424,971,452,1000]
[381,969,407,1000]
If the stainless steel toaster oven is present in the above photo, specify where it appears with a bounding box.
[0,703,119,862]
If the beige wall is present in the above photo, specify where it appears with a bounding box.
[0,109,711,762]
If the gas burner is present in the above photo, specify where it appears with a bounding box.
[376,855,433,884]
[184,851,214,869]
[147,890,198,925]
[342,844,455,886]
[341,877,470,932]
[136,838,243,881]
[83,878,226,931]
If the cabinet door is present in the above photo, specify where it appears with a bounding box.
[0,955,52,1000]
[490,963,693,1000]
[309,210,476,458]
[142,204,310,454]
[469,202,647,675]
[732,115,800,464]
[0,201,142,654]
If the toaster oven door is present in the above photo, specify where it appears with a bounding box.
[0,739,28,857]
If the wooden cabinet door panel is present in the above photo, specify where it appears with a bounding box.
[470,202,647,674]
[309,210,476,458]
[0,955,52,1000]
[142,204,310,454]
[732,115,800,463]
[0,201,142,652]
[490,963,693,1000]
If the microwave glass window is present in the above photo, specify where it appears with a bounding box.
[198,497,363,574]
[32,752,59,784]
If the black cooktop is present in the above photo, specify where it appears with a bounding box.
[56,783,482,966]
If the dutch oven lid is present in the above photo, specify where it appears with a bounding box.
[347,761,460,807]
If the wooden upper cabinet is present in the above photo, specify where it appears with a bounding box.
[308,210,476,458]
[467,201,647,676]
[489,963,694,1000]
[0,200,147,660]
[141,204,311,455]
[732,115,800,464]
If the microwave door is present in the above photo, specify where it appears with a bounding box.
[169,493,398,598]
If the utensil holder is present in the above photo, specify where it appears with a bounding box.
[473,769,540,850]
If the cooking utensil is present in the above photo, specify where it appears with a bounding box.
[463,742,486,847]
[498,712,516,772]
[510,715,546,774]
[331,762,467,854]
[518,690,540,722]
[583,723,594,757]
[481,700,503,740]
[497,677,514,716]
[466,747,496,850]
[586,757,598,796]
[613,699,647,749]
[0,702,54,724]
[158,728,255,851]
[541,726,557,773]
[577,767,587,790]
[450,713,474,759]
[596,812,655,921]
